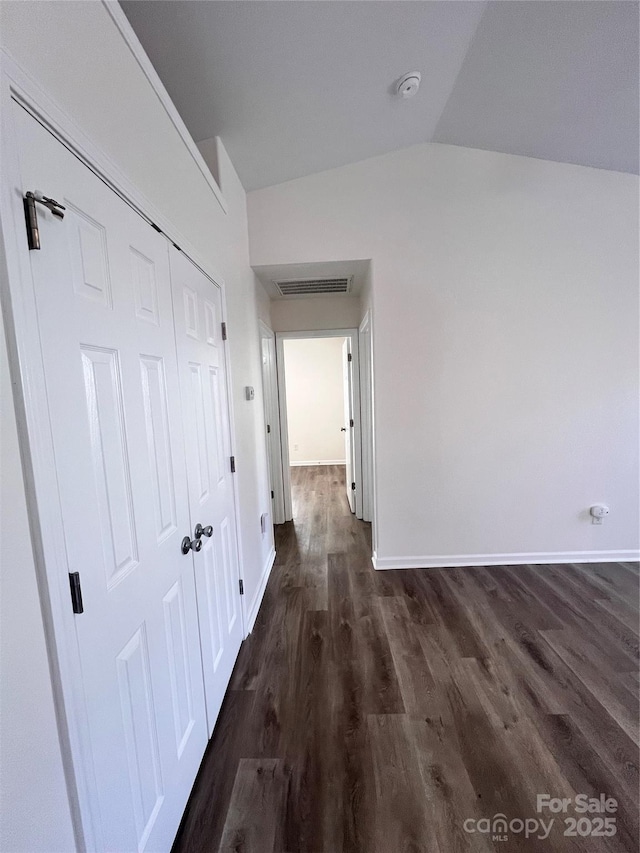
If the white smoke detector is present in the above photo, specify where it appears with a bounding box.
[396,71,421,99]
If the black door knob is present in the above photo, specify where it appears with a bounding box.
[181,536,202,555]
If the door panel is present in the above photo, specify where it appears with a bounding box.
[140,355,178,542]
[16,106,208,852]
[210,366,227,484]
[187,361,212,501]
[81,345,140,585]
[202,540,224,672]
[116,624,164,846]
[170,248,244,734]
[163,577,197,756]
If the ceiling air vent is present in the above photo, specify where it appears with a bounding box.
[273,276,352,297]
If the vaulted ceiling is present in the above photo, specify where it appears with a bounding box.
[122,1,639,191]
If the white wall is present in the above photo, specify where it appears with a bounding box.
[0,307,77,853]
[0,2,273,848]
[249,142,640,565]
[283,337,347,465]
[254,274,273,328]
[270,294,361,332]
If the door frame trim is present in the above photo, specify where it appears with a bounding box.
[0,51,245,851]
[358,310,374,525]
[274,329,363,521]
[258,321,286,525]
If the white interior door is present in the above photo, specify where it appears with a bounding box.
[169,249,244,735]
[342,338,355,512]
[16,108,208,851]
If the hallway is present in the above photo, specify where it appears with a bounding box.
[173,466,639,853]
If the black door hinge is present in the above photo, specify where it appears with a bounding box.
[69,572,84,614]
[350,418,354,428]
[221,322,227,341]
[347,352,352,362]
[239,579,244,595]
[266,424,271,434]
[351,482,356,491]
[271,490,274,499]
[230,455,236,473]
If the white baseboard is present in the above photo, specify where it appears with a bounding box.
[371,549,640,571]
[290,460,346,467]
[245,546,276,635]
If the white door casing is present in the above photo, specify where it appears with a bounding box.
[13,105,209,851]
[261,334,275,513]
[275,329,363,521]
[259,321,285,525]
[170,248,244,735]
[358,311,374,524]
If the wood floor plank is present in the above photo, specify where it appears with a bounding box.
[378,595,436,715]
[528,563,639,665]
[573,561,640,608]
[539,714,638,853]
[172,466,640,853]
[352,601,406,715]
[596,595,640,634]
[409,715,495,853]
[368,714,441,853]
[322,656,374,853]
[446,568,640,798]
[457,657,590,852]
[218,758,289,853]
[173,689,256,853]
[540,629,639,744]
[279,610,331,851]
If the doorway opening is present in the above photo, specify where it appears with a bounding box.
[282,335,352,519]
[268,328,372,529]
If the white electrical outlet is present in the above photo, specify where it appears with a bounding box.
[590,504,610,525]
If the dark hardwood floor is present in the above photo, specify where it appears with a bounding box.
[173,465,639,853]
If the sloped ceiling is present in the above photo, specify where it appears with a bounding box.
[434,1,639,176]
[122,1,639,190]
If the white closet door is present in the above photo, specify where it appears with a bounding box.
[169,248,244,734]
[16,107,207,852]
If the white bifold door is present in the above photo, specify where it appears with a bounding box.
[170,249,244,734]
[14,106,243,851]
